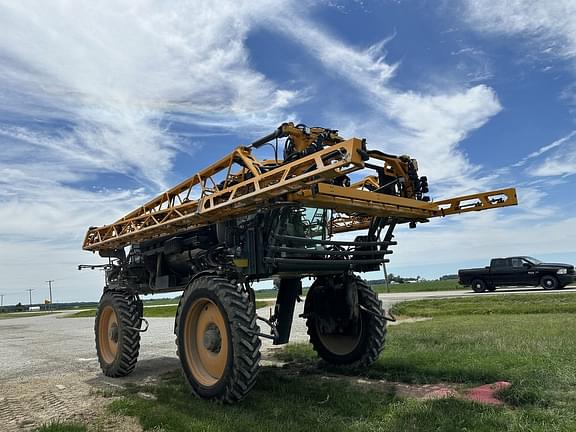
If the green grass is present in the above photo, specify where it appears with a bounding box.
[142,297,180,306]
[66,301,269,318]
[255,279,463,299]
[82,292,576,431]
[0,312,53,320]
[255,288,312,299]
[372,279,463,293]
[274,293,576,430]
[391,293,576,317]
[36,422,86,432]
[107,369,519,432]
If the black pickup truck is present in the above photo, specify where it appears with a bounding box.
[458,257,575,293]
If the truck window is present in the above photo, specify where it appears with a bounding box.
[511,258,523,268]
[492,259,506,268]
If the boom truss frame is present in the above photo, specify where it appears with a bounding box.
[83,130,518,252]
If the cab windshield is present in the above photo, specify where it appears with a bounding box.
[301,207,329,241]
[523,257,542,265]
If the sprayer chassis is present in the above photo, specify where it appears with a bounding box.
[84,122,518,402]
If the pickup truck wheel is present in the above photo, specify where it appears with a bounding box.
[487,286,497,292]
[471,279,486,293]
[541,275,559,290]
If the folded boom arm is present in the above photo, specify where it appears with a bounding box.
[83,123,518,251]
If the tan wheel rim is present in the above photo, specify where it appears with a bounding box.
[184,298,229,387]
[317,318,362,356]
[99,305,119,364]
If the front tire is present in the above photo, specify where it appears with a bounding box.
[175,276,261,403]
[95,291,142,377]
[541,275,559,290]
[305,276,386,367]
[471,279,487,293]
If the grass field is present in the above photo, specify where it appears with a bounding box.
[391,292,576,317]
[46,292,576,431]
[66,301,269,318]
[254,288,311,299]
[372,279,462,293]
[37,422,86,432]
[254,279,464,299]
[142,297,180,306]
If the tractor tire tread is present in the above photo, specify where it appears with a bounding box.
[95,291,141,377]
[175,276,261,403]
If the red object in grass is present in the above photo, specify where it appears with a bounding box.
[465,381,512,405]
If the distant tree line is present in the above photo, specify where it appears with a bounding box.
[368,273,422,284]
[367,273,458,285]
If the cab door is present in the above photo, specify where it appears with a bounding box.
[508,258,531,286]
[520,258,540,285]
[489,259,510,286]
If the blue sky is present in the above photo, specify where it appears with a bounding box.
[0,0,575,303]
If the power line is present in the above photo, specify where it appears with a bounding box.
[1,291,27,296]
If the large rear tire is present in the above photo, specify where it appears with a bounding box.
[175,276,261,402]
[95,291,142,377]
[305,276,386,367]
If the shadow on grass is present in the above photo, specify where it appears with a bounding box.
[108,367,519,432]
[277,343,505,384]
[276,341,556,409]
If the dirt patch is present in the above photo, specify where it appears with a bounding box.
[0,357,178,432]
[320,373,510,405]
[0,373,141,432]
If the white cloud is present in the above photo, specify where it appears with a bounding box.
[530,146,576,178]
[0,0,302,301]
[2,0,565,302]
[0,162,149,302]
[0,0,299,188]
[463,0,576,60]
[271,14,502,195]
[392,212,576,268]
[287,5,576,278]
[0,240,105,304]
[505,130,576,178]
[461,2,576,178]
[513,130,576,168]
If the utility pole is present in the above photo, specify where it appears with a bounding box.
[0,293,4,308]
[46,280,54,312]
[26,289,34,306]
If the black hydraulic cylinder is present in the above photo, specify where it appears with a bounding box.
[273,278,301,345]
[249,125,286,149]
